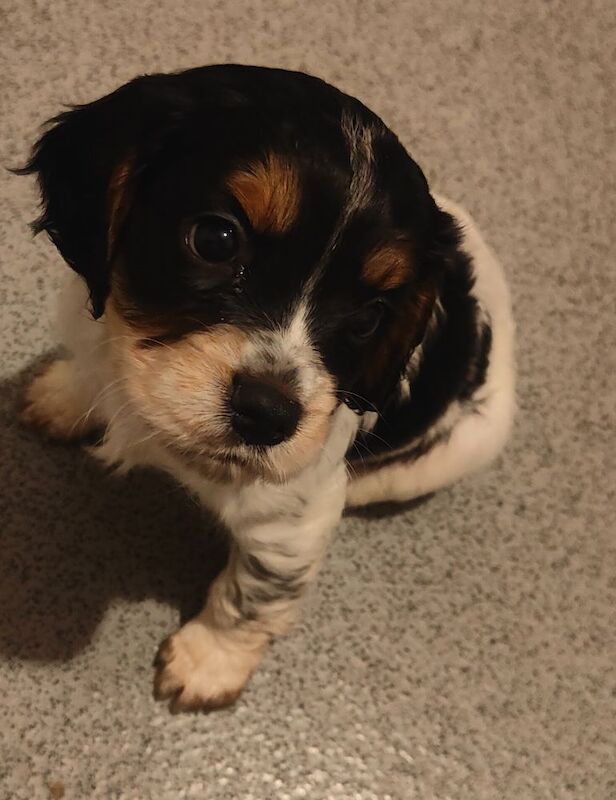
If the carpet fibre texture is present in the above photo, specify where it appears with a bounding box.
[1,2,614,798]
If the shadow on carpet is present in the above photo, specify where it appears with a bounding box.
[0,363,228,664]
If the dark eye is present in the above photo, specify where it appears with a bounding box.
[349,301,386,341]
[186,214,241,263]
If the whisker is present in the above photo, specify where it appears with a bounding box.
[69,375,131,435]
[358,428,391,450]
[138,336,180,353]
[344,457,358,479]
[105,398,138,431]
[333,389,379,415]
[126,427,163,451]
[81,333,141,358]
[350,437,377,461]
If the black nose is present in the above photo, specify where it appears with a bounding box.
[230,375,301,447]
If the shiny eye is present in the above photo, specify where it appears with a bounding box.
[186,214,241,263]
[350,301,386,341]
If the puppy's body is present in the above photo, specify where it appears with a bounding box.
[21,65,514,710]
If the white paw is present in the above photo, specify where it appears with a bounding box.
[153,621,264,712]
[21,359,99,441]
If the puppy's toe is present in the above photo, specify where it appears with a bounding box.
[153,622,263,713]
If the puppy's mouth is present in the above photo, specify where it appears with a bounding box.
[166,438,254,468]
[162,434,278,481]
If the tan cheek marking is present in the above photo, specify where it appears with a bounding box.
[227,153,300,234]
[107,296,245,387]
[107,275,205,347]
[105,294,247,432]
[362,242,413,291]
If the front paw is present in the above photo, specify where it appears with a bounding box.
[153,621,265,713]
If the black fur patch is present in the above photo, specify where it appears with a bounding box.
[243,554,308,594]
[348,252,494,466]
[233,553,309,620]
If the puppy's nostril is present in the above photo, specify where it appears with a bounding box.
[230,375,301,447]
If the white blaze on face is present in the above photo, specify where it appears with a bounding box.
[239,301,322,401]
[238,301,338,479]
[304,111,377,298]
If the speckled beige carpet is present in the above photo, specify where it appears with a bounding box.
[1,2,615,798]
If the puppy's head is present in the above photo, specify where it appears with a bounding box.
[23,65,458,482]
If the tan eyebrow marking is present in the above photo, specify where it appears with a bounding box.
[362,242,413,290]
[226,153,300,234]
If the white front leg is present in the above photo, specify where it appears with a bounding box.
[154,405,359,711]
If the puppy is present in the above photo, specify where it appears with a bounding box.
[20,65,515,711]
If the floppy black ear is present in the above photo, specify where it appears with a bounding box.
[20,74,191,317]
[348,193,465,414]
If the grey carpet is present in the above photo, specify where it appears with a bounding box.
[1,1,615,798]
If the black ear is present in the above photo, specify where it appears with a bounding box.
[19,74,192,317]
[350,193,463,412]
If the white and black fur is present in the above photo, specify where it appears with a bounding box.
[19,65,515,711]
